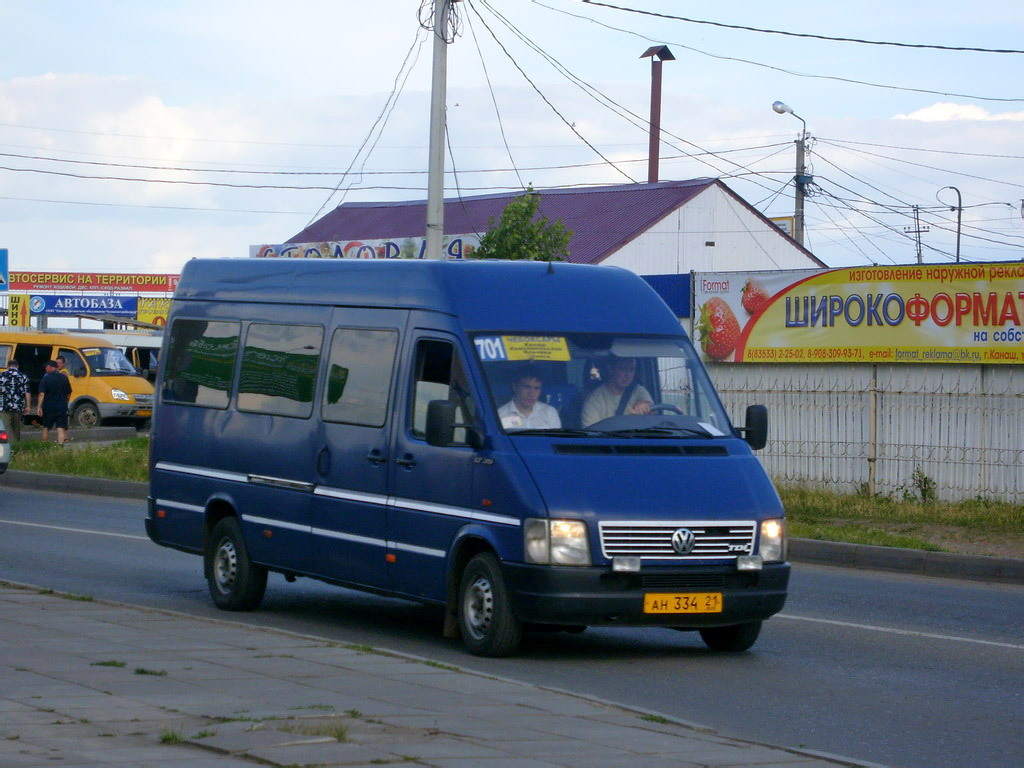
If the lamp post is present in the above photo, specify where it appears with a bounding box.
[940,186,963,262]
[772,101,809,247]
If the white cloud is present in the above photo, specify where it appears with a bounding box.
[894,102,1024,122]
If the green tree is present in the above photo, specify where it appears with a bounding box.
[473,186,572,261]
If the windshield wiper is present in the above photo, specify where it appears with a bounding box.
[607,426,717,439]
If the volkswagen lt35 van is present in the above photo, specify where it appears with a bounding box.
[146,259,788,656]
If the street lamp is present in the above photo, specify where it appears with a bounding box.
[939,186,963,262]
[772,101,810,247]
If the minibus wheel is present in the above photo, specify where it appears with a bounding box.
[458,553,522,657]
[73,402,100,428]
[206,517,267,611]
[698,621,762,652]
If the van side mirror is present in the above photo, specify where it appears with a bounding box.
[426,400,484,449]
[743,404,768,451]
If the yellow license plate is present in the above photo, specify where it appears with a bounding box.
[643,592,723,614]
[136,410,152,417]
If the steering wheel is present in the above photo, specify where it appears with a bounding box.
[647,403,683,415]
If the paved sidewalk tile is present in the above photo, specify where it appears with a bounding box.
[0,584,871,768]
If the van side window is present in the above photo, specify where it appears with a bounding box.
[163,319,240,408]
[0,345,10,367]
[411,339,476,443]
[238,323,324,419]
[321,328,398,428]
[57,348,88,377]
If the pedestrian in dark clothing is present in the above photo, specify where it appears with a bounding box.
[0,359,31,442]
[38,360,72,445]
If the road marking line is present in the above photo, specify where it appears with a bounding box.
[0,519,148,541]
[778,613,1024,650]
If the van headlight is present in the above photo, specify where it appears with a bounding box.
[111,389,131,401]
[759,518,787,563]
[524,518,591,566]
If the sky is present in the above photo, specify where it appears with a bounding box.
[1,0,1022,277]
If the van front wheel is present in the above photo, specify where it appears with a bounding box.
[72,402,100,428]
[206,518,267,611]
[699,621,762,652]
[458,553,522,657]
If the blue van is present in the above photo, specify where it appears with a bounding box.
[146,259,788,656]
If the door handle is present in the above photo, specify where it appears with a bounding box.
[395,453,417,468]
[317,447,331,476]
[367,449,387,465]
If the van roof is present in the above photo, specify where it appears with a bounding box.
[0,329,118,348]
[175,259,686,335]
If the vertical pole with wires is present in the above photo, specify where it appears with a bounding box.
[425,0,453,260]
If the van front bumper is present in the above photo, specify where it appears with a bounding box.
[502,562,789,628]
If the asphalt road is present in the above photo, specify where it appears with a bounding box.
[1,486,1021,768]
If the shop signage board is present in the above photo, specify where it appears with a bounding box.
[692,263,1024,364]
[10,272,179,293]
[250,235,480,261]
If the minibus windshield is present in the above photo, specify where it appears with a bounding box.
[82,347,138,377]
[473,333,731,437]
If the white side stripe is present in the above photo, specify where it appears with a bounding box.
[155,499,205,513]
[242,514,310,534]
[311,527,386,547]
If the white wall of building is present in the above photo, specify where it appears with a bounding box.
[602,185,816,275]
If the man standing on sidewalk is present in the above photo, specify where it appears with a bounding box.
[0,359,31,442]
[37,360,72,446]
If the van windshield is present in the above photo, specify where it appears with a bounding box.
[82,347,138,377]
[472,333,731,437]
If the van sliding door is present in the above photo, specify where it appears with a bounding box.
[310,309,406,589]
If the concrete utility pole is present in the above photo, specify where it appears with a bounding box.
[641,46,675,184]
[425,0,454,260]
[772,101,810,247]
[904,205,930,264]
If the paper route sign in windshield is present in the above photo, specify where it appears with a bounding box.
[474,336,571,361]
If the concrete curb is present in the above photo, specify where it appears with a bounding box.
[2,469,1021,584]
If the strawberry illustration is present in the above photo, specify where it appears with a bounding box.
[697,297,741,361]
[741,278,770,315]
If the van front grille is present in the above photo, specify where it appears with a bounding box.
[599,520,756,560]
[134,393,154,405]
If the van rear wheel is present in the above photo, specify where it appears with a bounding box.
[458,553,522,657]
[699,621,762,652]
[206,517,267,611]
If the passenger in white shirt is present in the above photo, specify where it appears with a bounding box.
[498,366,561,431]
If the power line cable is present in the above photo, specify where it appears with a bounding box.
[464,6,526,191]
[818,139,1024,190]
[578,1,1024,54]
[820,137,1024,161]
[305,24,428,225]
[535,2,1024,103]
[466,0,636,182]
[471,0,780,192]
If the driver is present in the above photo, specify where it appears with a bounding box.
[498,365,561,430]
[581,357,652,427]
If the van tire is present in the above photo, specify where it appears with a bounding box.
[699,621,762,652]
[72,402,100,428]
[458,553,522,657]
[206,517,267,611]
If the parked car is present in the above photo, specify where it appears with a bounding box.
[0,428,9,474]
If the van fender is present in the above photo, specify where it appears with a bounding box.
[442,522,518,639]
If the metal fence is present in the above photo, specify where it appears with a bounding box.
[709,363,1023,503]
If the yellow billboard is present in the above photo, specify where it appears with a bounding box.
[693,263,1024,364]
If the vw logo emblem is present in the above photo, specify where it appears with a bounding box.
[671,528,696,555]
